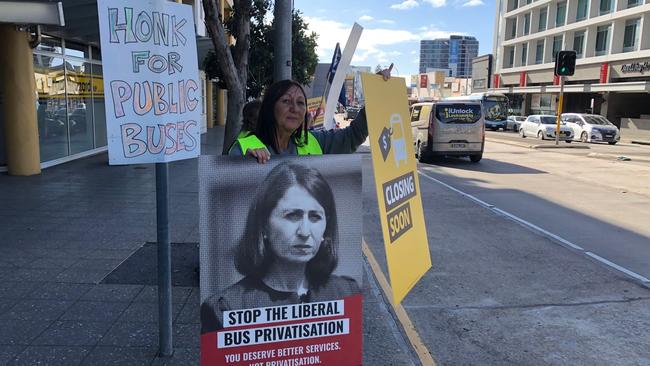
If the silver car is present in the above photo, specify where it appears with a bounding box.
[561,113,620,145]
[519,115,573,142]
[507,116,526,132]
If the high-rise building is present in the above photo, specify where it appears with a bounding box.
[492,0,650,130]
[419,36,479,77]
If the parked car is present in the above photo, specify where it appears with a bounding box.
[561,113,620,145]
[519,115,573,142]
[344,106,361,121]
[507,115,526,132]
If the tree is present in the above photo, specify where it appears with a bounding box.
[204,4,319,98]
[202,0,252,154]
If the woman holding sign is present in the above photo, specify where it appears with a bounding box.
[200,161,360,333]
[228,65,392,163]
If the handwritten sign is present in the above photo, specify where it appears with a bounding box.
[97,0,201,164]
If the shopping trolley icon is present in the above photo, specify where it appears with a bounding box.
[389,113,407,168]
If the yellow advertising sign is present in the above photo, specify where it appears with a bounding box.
[307,97,325,129]
[361,73,432,305]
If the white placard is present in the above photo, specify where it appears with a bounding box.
[324,23,363,130]
[97,0,201,165]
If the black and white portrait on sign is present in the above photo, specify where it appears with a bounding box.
[198,155,363,334]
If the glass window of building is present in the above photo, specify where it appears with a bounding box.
[595,25,610,56]
[36,35,63,54]
[552,35,563,61]
[576,0,589,21]
[535,40,544,64]
[524,13,531,35]
[65,41,90,59]
[521,43,528,65]
[623,18,641,52]
[599,0,612,15]
[538,7,547,31]
[65,60,94,155]
[573,31,585,58]
[627,0,641,8]
[92,64,107,148]
[510,19,517,38]
[91,46,102,61]
[508,47,515,67]
[555,1,566,26]
[33,54,69,162]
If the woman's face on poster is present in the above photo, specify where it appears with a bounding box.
[267,185,327,264]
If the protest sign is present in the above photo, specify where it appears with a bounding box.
[97,0,201,165]
[306,97,325,130]
[199,155,363,366]
[361,73,432,305]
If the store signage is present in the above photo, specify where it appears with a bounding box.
[97,0,201,165]
[620,61,650,74]
[420,74,428,88]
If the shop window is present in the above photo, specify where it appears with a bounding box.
[65,60,94,155]
[92,64,107,148]
[65,41,91,59]
[36,35,63,54]
[91,46,102,61]
[33,54,69,162]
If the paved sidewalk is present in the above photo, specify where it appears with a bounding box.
[0,127,413,365]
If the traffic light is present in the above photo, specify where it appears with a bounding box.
[554,50,576,76]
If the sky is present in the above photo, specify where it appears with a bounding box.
[293,0,496,78]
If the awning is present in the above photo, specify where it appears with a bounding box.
[492,81,650,94]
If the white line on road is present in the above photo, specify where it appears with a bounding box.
[418,169,650,284]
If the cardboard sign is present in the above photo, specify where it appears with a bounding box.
[199,155,363,365]
[361,73,432,305]
[97,0,201,164]
[307,97,325,130]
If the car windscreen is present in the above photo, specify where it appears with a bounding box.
[540,116,557,124]
[583,115,612,125]
[435,104,482,124]
[484,97,508,121]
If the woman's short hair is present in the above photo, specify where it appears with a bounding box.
[255,80,309,154]
[235,161,338,288]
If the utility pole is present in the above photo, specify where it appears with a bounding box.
[273,0,292,82]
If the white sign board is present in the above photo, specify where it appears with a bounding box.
[97,0,201,165]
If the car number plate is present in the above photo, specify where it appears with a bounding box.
[451,143,466,148]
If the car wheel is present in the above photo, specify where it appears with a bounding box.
[608,141,617,145]
[469,153,482,163]
[581,132,589,143]
[565,140,572,143]
[418,141,432,164]
[537,131,545,140]
[519,128,525,138]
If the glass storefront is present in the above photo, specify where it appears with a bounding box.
[33,36,106,163]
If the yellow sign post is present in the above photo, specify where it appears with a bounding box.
[361,73,432,305]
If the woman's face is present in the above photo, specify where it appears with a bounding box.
[274,86,307,134]
[266,185,327,264]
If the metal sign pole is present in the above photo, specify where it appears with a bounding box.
[555,76,565,145]
[156,162,173,356]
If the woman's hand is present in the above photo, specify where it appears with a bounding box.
[376,63,393,81]
[245,147,271,164]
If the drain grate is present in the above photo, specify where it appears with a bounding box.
[102,242,199,287]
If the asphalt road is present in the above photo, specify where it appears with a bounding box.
[361,140,650,365]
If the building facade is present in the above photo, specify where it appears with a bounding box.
[419,36,479,77]
[492,0,650,138]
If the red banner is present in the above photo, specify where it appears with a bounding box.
[519,72,527,87]
[493,74,500,88]
[419,74,428,88]
[201,295,363,365]
[553,75,560,85]
[600,63,609,84]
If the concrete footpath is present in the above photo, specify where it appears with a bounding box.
[0,127,414,365]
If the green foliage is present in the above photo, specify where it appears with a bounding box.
[203,3,319,98]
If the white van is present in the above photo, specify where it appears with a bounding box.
[410,101,485,163]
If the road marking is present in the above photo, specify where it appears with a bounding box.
[418,169,650,284]
[362,240,438,366]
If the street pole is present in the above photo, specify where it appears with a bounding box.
[156,162,173,357]
[555,76,565,145]
[273,0,292,82]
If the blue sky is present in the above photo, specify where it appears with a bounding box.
[294,0,496,77]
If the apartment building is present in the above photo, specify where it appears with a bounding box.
[420,36,479,77]
[492,0,650,130]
